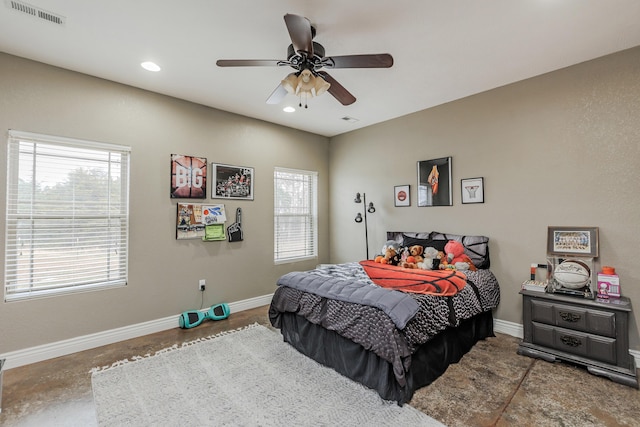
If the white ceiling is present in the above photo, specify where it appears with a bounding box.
[1,1,640,137]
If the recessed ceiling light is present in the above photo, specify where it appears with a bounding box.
[141,61,161,72]
[283,106,295,113]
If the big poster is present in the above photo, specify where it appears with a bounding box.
[171,154,207,199]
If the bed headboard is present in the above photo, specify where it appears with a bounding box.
[386,231,491,269]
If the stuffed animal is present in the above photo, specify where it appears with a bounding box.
[402,245,424,269]
[417,246,441,270]
[440,240,477,271]
[380,246,401,266]
[375,240,400,263]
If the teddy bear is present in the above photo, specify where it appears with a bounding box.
[417,246,442,270]
[439,240,477,271]
[374,241,402,265]
[402,245,424,269]
[378,246,401,265]
[375,240,400,264]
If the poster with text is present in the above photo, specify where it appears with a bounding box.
[171,154,207,199]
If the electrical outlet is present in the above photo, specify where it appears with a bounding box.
[199,279,206,291]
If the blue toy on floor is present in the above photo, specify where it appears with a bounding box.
[178,303,230,329]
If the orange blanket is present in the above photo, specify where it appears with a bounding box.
[359,260,467,296]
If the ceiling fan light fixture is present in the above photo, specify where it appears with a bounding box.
[281,69,330,98]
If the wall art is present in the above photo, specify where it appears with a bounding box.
[394,185,410,207]
[461,177,484,204]
[176,203,205,239]
[211,163,254,200]
[417,157,452,207]
[170,154,207,199]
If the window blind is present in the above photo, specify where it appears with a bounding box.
[274,167,318,263]
[4,130,130,301]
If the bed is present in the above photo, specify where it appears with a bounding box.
[269,231,501,405]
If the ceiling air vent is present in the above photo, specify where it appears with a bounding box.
[5,0,66,25]
[341,116,359,123]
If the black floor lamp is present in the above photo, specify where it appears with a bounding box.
[354,192,375,259]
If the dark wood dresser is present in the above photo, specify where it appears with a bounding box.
[518,290,638,388]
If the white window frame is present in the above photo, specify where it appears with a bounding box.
[4,130,130,301]
[274,167,318,264]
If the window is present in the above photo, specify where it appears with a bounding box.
[4,130,130,301]
[274,167,318,264]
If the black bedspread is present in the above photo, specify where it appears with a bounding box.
[269,262,501,388]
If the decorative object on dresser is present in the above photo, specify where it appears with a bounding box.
[546,226,599,299]
[354,192,376,259]
[521,263,548,292]
[518,290,638,389]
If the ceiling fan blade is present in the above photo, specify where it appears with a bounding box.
[216,59,284,67]
[317,71,356,105]
[284,14,313,56]
[266,84,288,105]
[325,54,394,69]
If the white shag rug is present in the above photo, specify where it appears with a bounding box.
[91,323,444,426]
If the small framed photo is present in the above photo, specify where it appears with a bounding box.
[461,177,484,204]
[547,226,599,257]
[211,163,254,200]
[394,185,410,207]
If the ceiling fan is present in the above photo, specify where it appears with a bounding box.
[216,13,393,107]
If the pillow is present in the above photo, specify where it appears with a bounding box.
[385,232,446,252]
[386,231,430,247]
[429,231,491,269]
[402,235,447,252]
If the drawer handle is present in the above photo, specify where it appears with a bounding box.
[560,335,582,347]
[559,311,581,322]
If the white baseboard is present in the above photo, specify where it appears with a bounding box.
[493,318,524,339]
[0,294,273,370]
[3,301,639,374]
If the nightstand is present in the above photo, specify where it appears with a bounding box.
[518,290,638,388]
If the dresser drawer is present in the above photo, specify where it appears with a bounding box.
[531,322,617,364]
[530,299,615,337]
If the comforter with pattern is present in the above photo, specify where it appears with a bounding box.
[269,262,500,387]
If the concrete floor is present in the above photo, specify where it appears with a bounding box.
[1,305,638,426]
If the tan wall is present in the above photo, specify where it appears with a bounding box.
[0,53,330,353]
[329,46,640,351]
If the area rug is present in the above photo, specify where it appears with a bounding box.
[91,323,444,426]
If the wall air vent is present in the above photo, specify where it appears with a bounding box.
[5,0,66,25]
[341,116,359,123]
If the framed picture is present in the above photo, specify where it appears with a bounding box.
[461,177,484,204]
[211,163,254,200]
[170,154,207,199]
[547,226,599,257]
[394,185,410,207]
[417,157,452,207]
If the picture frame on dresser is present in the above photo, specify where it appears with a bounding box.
[547,226,599,257]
